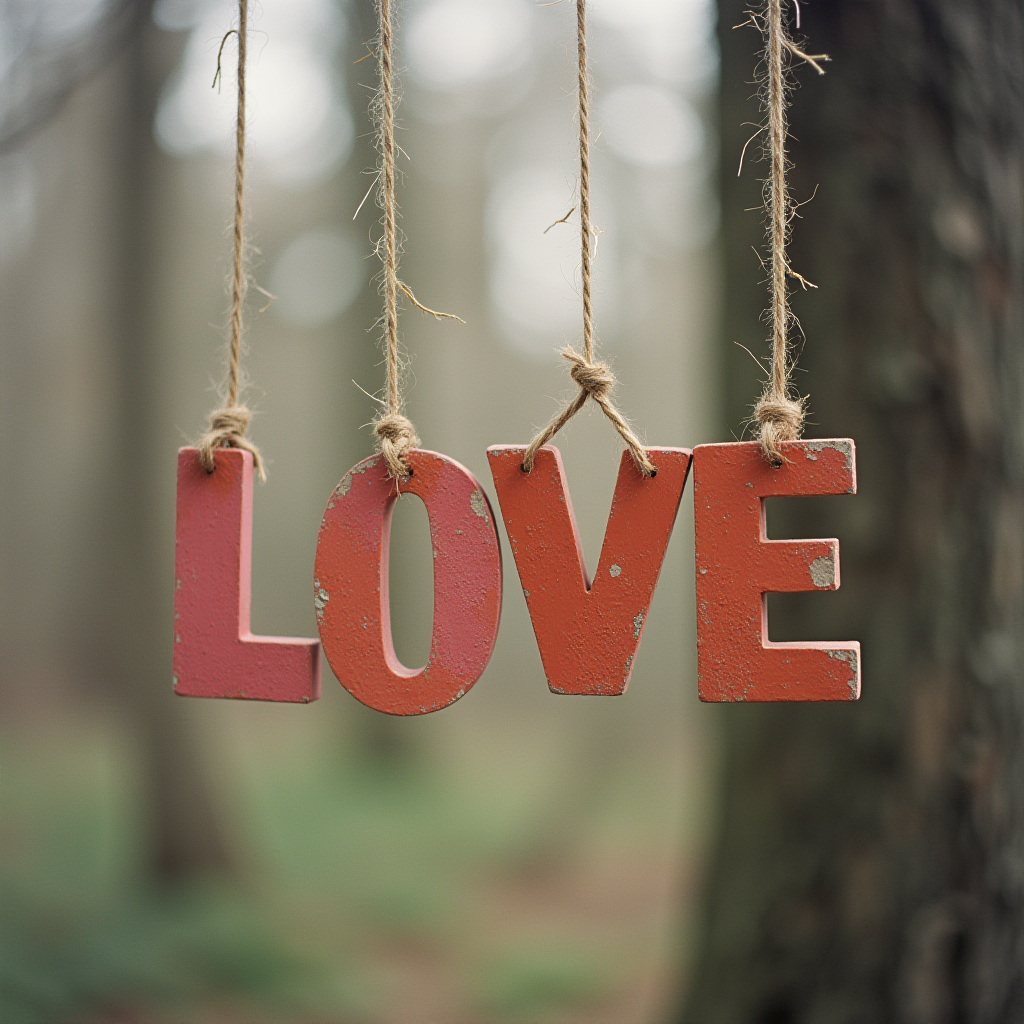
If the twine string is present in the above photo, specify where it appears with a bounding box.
[577,0,594,367]
[751,0,809,464]
[197,0,265,480]
[372,0,420,478]
[522,0,655,478]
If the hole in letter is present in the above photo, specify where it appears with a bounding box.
[388,493,435,671]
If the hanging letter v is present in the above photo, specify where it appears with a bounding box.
[173,448,321,703]
[488,445,691,695]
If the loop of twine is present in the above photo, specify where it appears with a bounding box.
[374,412,420,480]
[752,0,809,464]
[198,0,265,477]
[197,406,265,481]
[522,350,655,476]
[522,0,655,479]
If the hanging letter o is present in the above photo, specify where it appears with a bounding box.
[314,450,503,716]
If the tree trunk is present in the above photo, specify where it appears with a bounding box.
[681,3,1023,1022]
[102,3,234,881]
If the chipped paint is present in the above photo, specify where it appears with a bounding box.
[828,648,858,671]
[335,458,378,498]
[828,648,860,698]
[633,611,645,638]
[809,555,835,588]
[609,564,622,578]
[314,587,330,618]
[623,654,634,679]
[804,438,854,470]
[469,490,489,519]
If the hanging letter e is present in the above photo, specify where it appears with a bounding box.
[694,438,860,702]
[315,450,502,716]
[173,448,322,702]
[489,445,691,695]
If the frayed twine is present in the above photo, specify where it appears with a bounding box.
[753,392,806,465]
[374,410,419,479]
[522,348,656,478]
[197,405,265,481]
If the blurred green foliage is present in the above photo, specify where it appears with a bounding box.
[0,717,686,1023]
[472,946,610,1021]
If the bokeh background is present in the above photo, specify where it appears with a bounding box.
[0,0,721,1020]
[2,1,1021,1023]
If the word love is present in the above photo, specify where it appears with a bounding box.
[172,439,860,715]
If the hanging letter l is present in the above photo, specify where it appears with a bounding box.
[173,448,322,702]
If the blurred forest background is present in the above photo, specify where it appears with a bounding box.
[1,1,1021,1023]
[0,0,719,1021]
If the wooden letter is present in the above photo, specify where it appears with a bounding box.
[315,450,502,716]
[694,439,860,702]
[173,448,321,702]
[488,445,691,695]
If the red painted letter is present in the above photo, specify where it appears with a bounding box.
[314,450,502,716]
[488,445,691,695]
[694,439,860,702]
[173,448,322,702]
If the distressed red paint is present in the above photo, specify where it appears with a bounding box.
[173,447,322,703]
[315,449,502,716]
[488,445,691,695]
[694,439,861,702]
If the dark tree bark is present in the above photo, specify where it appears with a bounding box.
[682,3,1023,1022]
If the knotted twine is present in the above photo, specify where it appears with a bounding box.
[362,0,464,477]
[370,0,417,478]
[748,0,827,464]
[197,0,265,480]
[522,0,656,478]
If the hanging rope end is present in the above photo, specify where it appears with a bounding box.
[374,411,419,479]
[197,405,266,482]
[629,445,658,478]
[754,392,806,465]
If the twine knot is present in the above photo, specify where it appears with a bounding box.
[521,348,656,478]
[518,2,655,482]
[197,404,265,481]
[375,412,419,478]
[565,350,615,400]
[754,393,805,464]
